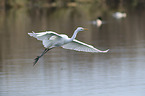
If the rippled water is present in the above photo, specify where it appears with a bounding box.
[0,6,145,96]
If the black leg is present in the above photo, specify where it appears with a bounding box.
[33,48,52,66]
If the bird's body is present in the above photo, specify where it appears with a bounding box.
[92,17,103,27]
[96,19,102,27]
[113,12,127,19]
[43,34,69,48]
[28,27,109,65]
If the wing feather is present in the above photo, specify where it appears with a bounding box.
[62,39,109,53]
[28,31,61,41]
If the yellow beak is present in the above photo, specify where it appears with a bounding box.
[83,28,88,30]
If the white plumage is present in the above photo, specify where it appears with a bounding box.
[62,39,109,53]
[112,12,127,19]
[28,27,109,65]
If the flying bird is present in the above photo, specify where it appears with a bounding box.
[28,27,109,65]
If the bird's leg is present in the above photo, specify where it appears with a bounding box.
[33,48,52,66]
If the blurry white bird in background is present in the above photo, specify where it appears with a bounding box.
[28,27,109,65]
[112,12,127,19]
[92,17,103,27]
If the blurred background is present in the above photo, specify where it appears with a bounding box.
[0,0,145,96]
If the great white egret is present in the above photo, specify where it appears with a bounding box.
[113,12,127,19]
[28,27,109,65]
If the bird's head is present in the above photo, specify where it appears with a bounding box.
[76,27,88,32]
[97,17,102,20]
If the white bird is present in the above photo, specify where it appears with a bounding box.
[112,12,127,19]
[28,27,109,65]
[92,17,103,27]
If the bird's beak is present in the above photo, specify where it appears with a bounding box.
[83,28,88,31]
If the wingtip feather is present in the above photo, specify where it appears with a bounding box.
[28,31,37,37]
[101,49,109,53]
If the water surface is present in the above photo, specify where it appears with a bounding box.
[0,6,145,96]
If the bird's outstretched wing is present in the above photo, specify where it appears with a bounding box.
[62,39,109,53]
[28,31,61,41]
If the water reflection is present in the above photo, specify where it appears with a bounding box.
[0,6,145,96]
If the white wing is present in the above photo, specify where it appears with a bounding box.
[28,31,61,41]
[62,39,109,53]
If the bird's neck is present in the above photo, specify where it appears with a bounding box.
[70,29,79,41]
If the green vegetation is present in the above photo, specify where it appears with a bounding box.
[0,0,144,9]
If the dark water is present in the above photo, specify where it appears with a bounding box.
[0,6,145,96]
